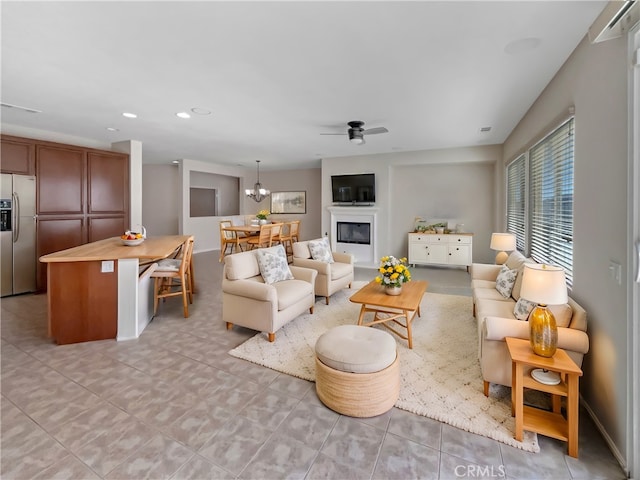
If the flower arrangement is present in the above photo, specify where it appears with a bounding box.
[375,255,411,288]
[256,209,270,220]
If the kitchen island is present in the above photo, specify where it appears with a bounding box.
[40,235,190,345]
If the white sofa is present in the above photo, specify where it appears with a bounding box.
[222,246,317,342]
[292,239,354,305]
[471,250,589,395]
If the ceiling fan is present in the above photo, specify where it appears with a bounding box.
[321,120,389,145]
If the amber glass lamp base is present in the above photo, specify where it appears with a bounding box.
[529,304,558,357]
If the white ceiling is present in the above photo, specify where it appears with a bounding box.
[1,1,607,170]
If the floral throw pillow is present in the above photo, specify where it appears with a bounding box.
[256,245,294,284]
[495,264,518,298]
[308,238,334,264]
[513,297,537,321]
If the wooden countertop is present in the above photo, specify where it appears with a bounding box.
[40,235,191,263]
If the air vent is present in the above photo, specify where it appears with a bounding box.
[480,127,492,133]
[589,1,639,43]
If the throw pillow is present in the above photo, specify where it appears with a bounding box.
[308,238,334,263]
[495,264,518,298]
[548,303,573,328]
[255,245,294,284]
[513,297,537,321]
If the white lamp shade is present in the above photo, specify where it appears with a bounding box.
[520,264,568,305]
[490,233,516,252]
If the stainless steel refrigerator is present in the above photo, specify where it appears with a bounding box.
[1,174,36,296]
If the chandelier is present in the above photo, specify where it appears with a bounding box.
[245,160,270,203]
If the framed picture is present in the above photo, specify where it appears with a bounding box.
[271,191,306,214]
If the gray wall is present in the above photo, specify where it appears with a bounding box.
[189,170,240,217]
[501,33,630,463]
[142,165,180,236]
[241,168,322,241]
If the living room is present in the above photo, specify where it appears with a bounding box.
[1,1,639,479]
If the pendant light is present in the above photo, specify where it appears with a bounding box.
[245,160,270,203]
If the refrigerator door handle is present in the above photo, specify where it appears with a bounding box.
[12,192,19,243]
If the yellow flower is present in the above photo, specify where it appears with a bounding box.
[390,272,399,280]
[379,267,386,273]
[395,265,403,273]
[374,276,382,284]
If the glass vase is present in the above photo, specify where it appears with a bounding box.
[529,305,558,357]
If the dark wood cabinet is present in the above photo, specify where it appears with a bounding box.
[88,152,128,214]
[37,145,85,214]
[10,137,132,291]
[88,216,127,243]
[0,136,35,175]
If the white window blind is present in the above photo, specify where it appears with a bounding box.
[529,117,574,286]
[506,154,526,252]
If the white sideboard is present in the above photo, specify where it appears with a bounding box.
[408,233,473,270]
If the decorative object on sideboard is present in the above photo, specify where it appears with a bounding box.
[490,232,517,265]
[520,263,569,385]
[375,255,411,295]
[245,160,270,202]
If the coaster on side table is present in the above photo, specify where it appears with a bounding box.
[531,368,561,385]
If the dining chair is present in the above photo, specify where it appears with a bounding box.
[219,220,249,262]
[289,220,301,243]
[277,222,294,263]
[151,236,194,318]
[248,224,276,249]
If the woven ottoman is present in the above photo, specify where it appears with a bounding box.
[314,324,399,417]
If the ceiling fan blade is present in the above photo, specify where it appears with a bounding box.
[363,127,388,135]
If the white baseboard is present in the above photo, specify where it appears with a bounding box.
[580,395,630,477]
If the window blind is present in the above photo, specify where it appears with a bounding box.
[506,155,526,252]
[529,117,574,286]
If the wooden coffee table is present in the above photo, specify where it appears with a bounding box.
[349,280,428,349]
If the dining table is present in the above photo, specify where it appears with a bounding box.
[222,224,261,235]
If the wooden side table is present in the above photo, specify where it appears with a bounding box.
[505,337,583,458]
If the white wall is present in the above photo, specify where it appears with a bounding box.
[501,33,630,466]
[321,145,502,264]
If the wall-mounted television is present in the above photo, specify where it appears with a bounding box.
[331,173,376,205]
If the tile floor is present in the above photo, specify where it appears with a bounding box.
[0,251,627,479]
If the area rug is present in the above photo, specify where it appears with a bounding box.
[229,283,540,452]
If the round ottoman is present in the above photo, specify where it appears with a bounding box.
[314,324,399,417]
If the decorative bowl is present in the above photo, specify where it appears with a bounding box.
[121,238,144,246]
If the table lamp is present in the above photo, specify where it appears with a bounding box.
[490,233,516,265]
[520,263,568,385]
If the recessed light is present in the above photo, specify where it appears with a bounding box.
[191,107,212,115]
[176,112,191,119]
[106,127,119,132]
[172,160,180,164]
[122,112,137,118]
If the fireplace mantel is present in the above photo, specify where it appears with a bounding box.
[328,206,379,267]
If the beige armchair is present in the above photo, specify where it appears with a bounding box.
[223,246,317,342]
[292,239,354,305]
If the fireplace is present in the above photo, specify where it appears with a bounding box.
[328,206,378,267]
[336,222,370,245]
